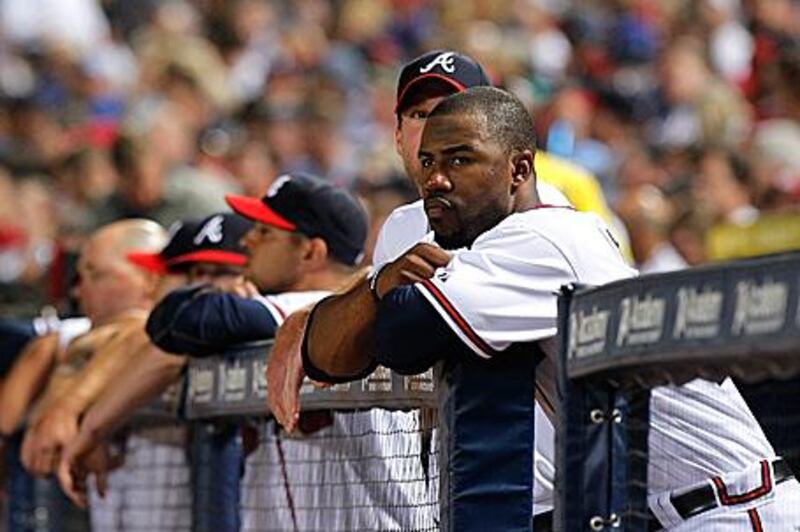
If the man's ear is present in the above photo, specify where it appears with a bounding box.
[510,149,535,191]
[303,238,330,270]
[142,270,165,301]
[394,118,403,157]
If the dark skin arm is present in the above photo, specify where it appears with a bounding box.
[307,243,452,376]
[268,243,450,431]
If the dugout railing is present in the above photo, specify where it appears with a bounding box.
[4,342,442,532]
[556,251,800,531]
[7,250,800,531]
[183,341,439,532]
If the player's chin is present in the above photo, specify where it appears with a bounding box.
[428,209,458,231]
[432,228,467,251]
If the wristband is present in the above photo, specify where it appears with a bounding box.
[367,263,389,301]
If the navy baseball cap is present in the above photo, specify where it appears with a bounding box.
[225,173,367,266]
[128,213,251,274]
[395,50,491,113]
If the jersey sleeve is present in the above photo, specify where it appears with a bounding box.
[146,285,278,357]
[374,285,459,374]
[414,222,577,359]
[256,291,332,325]
[371,218,395,268]
[371,201,429,268]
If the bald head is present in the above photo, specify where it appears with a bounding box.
[87,219,167,265]
[76,220,167,323]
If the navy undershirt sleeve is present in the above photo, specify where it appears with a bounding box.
[146,285,278,357]
[374,285,459,375]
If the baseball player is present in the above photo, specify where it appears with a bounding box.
[55,212,253,524]
[0,308,91,532]
[146,174,412,531]
[12,219,167,478]
[367,88,800,530]
[376,49,629,267]
[268,50,615,526]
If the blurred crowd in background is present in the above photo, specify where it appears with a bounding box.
[1,0,799,317]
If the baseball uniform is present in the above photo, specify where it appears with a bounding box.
[90,213,253,532]
[149,286,434,531]
[371,185,571,516]
[375,206,800,530]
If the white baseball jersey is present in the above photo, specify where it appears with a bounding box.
[372,185,571,514]
[411,206,791,528]
[253,290,331,325]
[243,291,434,531]
[89,425,192,532]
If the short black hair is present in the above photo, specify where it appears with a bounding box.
[427,86,537,154]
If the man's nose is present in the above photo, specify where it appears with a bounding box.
[423,168,453,194]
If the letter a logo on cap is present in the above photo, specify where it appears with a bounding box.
[420,52,456,74]
[194,215,224,244]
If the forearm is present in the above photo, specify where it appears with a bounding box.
[55,330,147,415]
[304,280,380,381]
[80,347,186,444]
[0,334,58,434]
[147,288,277,356]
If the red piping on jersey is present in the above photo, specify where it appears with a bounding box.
[274,432,300,531]
[419,278,498,357]
[711,460,772,506]
[270,301,287,322]
[748,508,763,532]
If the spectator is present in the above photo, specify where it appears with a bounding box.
[657,36,752,148]
[693,147,759,225]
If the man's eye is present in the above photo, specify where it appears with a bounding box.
[409,110,428,120]
[420,158,433,168]
[451,156,469,166]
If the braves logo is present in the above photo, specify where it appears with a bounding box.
[420,52,456,74]
[194,215,224,245]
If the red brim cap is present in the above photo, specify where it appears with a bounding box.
[225,194,297,231]
[394,73,467,113]
[127,252,168,275]
[168,250,247,268]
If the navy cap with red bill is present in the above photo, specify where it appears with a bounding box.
[127,213,252,274]
[225,173,367,267]
[395,50,491,113]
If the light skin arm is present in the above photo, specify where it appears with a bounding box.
[0,333,59,436]
[268,243,450,431]
[57,345,186,506]
[22,325,149,476]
